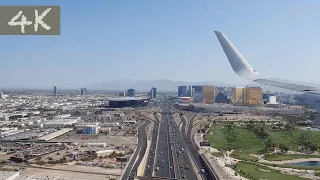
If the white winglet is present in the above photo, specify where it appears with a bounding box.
[214,30,320,92]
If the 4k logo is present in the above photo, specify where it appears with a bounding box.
[8,8,52,33]
[0,6,60,35]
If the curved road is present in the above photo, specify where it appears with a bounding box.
[180,114,217,180]
[144,114,160,177]
[121,120,150,180]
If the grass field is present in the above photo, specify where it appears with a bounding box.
[234,161,309,180]
[206,124,266,160]
[206,123,320,179]
[206,124,320,157]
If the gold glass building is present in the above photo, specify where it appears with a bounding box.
[202,85,216,104]
[233,87,262,105]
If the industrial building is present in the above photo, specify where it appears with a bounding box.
[233,87,263,106]
[100,122,120,127]
[202,85,216,104]
[99,111,132,122]
[108,97,149,108]
[82,124,100,134]
[37,128,73,141]
[43,117,80,128]
[0,129,56,141]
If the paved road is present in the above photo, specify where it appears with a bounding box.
[169,112,198,180]
[144,114,160,177]
[121,120,150,180]
[154,102,173,178]
[151,100,198,179]
[180,114,217,180]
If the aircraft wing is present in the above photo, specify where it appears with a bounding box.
[214,31,320,93]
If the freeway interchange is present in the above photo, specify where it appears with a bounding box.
[122,100,217,180]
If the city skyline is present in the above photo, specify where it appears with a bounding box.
[2,0,320,90]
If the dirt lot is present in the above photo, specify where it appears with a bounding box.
[18,166,120,180]
[50,133,137,145]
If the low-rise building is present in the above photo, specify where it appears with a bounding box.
[82,125,100,134]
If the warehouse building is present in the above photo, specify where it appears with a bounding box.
[99,111,132,122]
[43,117,80,128]
[37,128,73,141]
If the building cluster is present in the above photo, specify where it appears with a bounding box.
[176,85,232,104]
[53,86,88,96]
[233,87,277,106]
[118,87,157,100]
[0,89,145,175]
[176,85,278,106]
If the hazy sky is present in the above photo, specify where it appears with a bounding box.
[1,0,320,88]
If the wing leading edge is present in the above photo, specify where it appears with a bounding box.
[214,31,320,93]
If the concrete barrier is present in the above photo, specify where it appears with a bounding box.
[136,140,151,176]
[200,154,221,180]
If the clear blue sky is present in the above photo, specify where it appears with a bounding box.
[1,0,320,89]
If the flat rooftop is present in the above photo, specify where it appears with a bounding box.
[109,97,148,101]
[38,128,73,141]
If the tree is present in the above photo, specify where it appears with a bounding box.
[298,132,311,152]
[279,144,289,153]
[224,124,238,149]
[256,127,268,140]
[246,120,254,130]
[309,143,318,153]
[38,160,45,166]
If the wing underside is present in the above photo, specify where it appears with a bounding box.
[214,31,320,93]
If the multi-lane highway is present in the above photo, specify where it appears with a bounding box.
[121,120,149,180]
[151,100,198,179]
[124,99,209,180]
[169,112,198,180]
[154,102,173,178]
[144,114,160,177]
[180,114,217,180]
